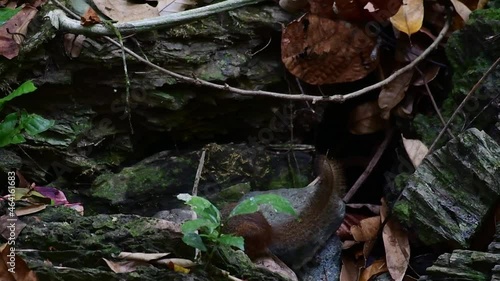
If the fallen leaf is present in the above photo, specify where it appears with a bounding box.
[80,7,101,26]
[0,215,26,240]
[167,261,190,273]
[281,14,379,85]
[401,135,428,167]
[450,0,472,22]
[309,0,334,17]
[0,4,38,59]
[33,186,69,205]
[333,0,402,23]
[359,259,388,281]
[351,216,380,242]
[118,252,170,262]
[93,0,159,22]
[340,256,360,281]
[157,0,196,15]
[381,198,410,281]
[348,100,387,134]
[412,64,440,86]
[0,244,39,281]
[379,69,414,119]
[103,258,148,273]
[389,0,424,35]
[394,89,416,118]
[15,204,46,216]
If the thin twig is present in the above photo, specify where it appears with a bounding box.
[428,56,500,152]
[466,92,500,128]
[343,127,394,203]
[415,66,455,139]
[192,150,206,196]
[48,1,452,103]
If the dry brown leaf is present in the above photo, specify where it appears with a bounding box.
[477,0,489,9]
[81,7,101,26]
[412,64,440,86]
[0,215,26,240]
[103,258,148,273]
[389,0,424,35]
[342,240,360,250]
[0,4,38,59]
[381,198,410,281]
[309,0,334,17]
[157,0,196,15]
[340,256,360,281]
[359,259,388,281]
[362,239,376,259]
[394,89,416,118]
[93,0,159,22]
[348,100,387,135]
[401,135,428,167]
[379,69,414,119]
[15,204,47,217]
[0,244,39,281]
[450,0,472,22]
[351,216,381,242]
[118,252,171,261]
[333,0,402,22]
[281,14,379,85]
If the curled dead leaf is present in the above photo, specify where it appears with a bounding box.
[378,69,414,119]
[281,14,379,85]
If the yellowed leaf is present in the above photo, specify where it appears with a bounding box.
[381,199,410,281]
[401,135,428,167]
[450,0,472,22]
[389,0,424,35]
[15,204,46,217]
[359,259,388,281]
[379,69,414,119]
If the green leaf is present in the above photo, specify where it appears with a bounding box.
[178,194,221,225]
[181,218,215,233]
[0,81,37,108]
[0,7,22,26]
[182,232,207,251]
[230,194,297,218]
[19,113,54,135]
[0,112,24,147]
[218,234,244,251]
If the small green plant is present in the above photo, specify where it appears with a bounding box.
[177,193,297,254]
[0,81,54,147]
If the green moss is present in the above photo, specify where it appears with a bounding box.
[123,220,153,238]
[268,168,307,190]
[393,201,411,224]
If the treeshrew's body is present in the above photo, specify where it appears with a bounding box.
[223,156,345,270]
